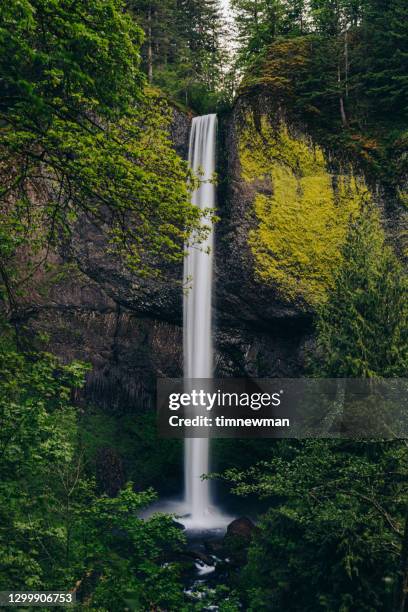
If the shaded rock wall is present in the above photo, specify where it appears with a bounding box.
[18,262,183,411]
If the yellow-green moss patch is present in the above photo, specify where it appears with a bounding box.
[239,114,370,306]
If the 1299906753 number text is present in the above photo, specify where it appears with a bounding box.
[0,592,75,607]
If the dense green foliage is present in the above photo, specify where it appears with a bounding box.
[0,324,186,609]
[0,0,205,304]
[233,0,408,118]
[222,439,403,611]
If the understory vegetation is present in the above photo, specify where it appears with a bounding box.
[0,0,407,610]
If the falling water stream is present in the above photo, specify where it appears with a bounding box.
[182,115,231,531]
[183,114,217,527]
[142,115,231,532]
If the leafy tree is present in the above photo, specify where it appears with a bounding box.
[0,326,88,589]
[221,440,401,611]
[77,486,186,610]
[175,0,229,111]
[127,0,176,82]
[309,0,363,36]
[0,323,186,607]
[231,0,287,67]
[0,0,204,303]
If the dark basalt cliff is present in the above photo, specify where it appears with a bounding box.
[17,98,406,411]
[17,107,192,411]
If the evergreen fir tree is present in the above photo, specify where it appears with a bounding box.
[129,0,227,111]
[360,0,408,116]
[315,205,408,377]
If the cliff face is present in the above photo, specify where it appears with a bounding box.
[17,96,406,410]
[216,94,402,318]
[215,92,407,380]
[17,107,191,411]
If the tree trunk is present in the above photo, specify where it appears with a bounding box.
[338,62,348,127]
[344,28,349,99]
[147,5,153,84]
[254,0,259,37]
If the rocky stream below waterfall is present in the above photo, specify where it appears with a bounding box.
[174,518,257,610]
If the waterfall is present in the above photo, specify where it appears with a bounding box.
[184,114,217,525]
[142,115,231,530]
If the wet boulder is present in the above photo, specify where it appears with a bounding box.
[226,517,256,540]
[223,517,258,567]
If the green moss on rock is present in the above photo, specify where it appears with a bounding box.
[239,114,371,306]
